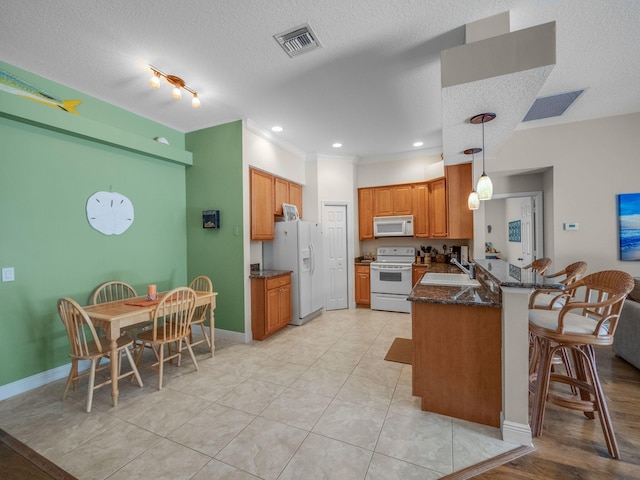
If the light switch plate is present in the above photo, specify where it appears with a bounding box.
[2,267,15,282]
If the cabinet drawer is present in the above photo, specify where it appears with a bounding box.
[355,265,370,274]
[267,275,291,290]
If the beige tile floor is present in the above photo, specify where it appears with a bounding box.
[0,308,518,480]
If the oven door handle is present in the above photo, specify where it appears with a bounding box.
[371,265,412,272]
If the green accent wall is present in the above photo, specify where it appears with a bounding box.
[0,63,189,387]
[185,122,245,333]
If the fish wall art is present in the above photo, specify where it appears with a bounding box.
[0,69,81,114]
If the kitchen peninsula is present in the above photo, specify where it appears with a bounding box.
[408,259,563,442]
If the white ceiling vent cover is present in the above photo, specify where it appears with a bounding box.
[274,23,322,57]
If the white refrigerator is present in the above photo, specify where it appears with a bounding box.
[263,221,324,325]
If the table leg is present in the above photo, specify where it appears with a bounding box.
[108,325,120,407]
[210,297,215,357]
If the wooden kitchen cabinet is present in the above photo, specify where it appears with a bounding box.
[250,168,275,241]
[288,182,303,218]
[413,183,430,238]
[274,177,303,218]
[355,264,371,306]
[412,264,429,286]
[446,163,473,239]
[274,177,289,215]
[373,185,413,217]
[429,177,448,238]
[251,273,292,340]
[358,188,374,240]
[412,301,502,427]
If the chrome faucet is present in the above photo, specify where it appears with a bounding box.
[451,258,475,279]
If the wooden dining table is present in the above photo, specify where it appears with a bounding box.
[83,290,217,407]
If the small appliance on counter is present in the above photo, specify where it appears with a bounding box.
[450,246,470,265]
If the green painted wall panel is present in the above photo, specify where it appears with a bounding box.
[0,65,189,387]
[186,121,245,333]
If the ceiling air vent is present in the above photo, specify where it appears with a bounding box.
[274,23,322,58]
[523,90,585,122]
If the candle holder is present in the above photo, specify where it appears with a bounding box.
[147,284,157,301]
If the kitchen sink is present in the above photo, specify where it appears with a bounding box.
[419,272,481,287]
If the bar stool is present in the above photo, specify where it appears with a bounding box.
[528,270,634,459]
[523,257,552,275]
[530,261,588,310]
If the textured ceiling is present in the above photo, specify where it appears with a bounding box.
[1,0,639,162]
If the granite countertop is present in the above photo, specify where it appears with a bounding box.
[408,262,500,307]
[474,259,564,289]
[409,282,501,308]
[249,269,292,279]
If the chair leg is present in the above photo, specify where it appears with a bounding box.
[582,345,620,459]
[157,344,165,390]
[530,335,554,437]
[62,359,77,401]
[183,338,199,371]
[123,346,144,387]
[199,322,212,349]
[86,358,98,413]
[571,348,596,420]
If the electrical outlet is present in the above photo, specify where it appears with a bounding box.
[2,267,15,282]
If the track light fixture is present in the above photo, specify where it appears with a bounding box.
[148,66,201,108]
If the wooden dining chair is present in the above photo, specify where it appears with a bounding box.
[187,275,213,351]
[523,257,552,275]
[92,281,151,353]
[57,297,143,412]
[528,270,634,459]
[136,287,198,390]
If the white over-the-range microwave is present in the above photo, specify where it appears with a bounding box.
[373,215,414,237]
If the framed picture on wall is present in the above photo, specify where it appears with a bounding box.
[618,193,640,261]
[508,220,521,242]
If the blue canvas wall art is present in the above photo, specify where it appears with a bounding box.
[619,193,640,261]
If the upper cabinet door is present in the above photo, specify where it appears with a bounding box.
[413,183,430,238]
[274,177,289,215]
[392,185,413,215]
[250,168,275,241]
[288,182,303,219]
[358,188,374,240]
[429,178,448,238]
[445,163,474,239]
[373,187,393,216]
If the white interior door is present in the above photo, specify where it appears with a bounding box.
[520,197,534,265]
[323,204,348,310]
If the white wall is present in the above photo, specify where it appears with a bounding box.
[357,154,444,187]
[243,126,305,184]
[493,112,640,275]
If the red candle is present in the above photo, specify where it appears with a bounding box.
[147,284,157,299]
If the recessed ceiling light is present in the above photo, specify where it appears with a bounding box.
[413,141,424,147]
[332,143,342,148]
[271,126,283,132]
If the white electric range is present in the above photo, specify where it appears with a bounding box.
[370,246,415,313]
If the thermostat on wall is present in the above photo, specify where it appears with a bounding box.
[563,222,579,231]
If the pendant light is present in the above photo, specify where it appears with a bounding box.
[464,148,482,210]
[470,112,496,200]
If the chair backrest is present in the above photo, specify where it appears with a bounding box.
[189,275,213,293]
[562,270,634,337]
[92,281,137,305]
[58,297,102,358]
[189,276,213,322]
[150,287,197,341]
[562,261,588,285]
[524,258,552,275]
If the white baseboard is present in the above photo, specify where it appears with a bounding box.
[0,362,82,401]
[213,327,251,343]
[501,420,533,446]
[0,328,247,401]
